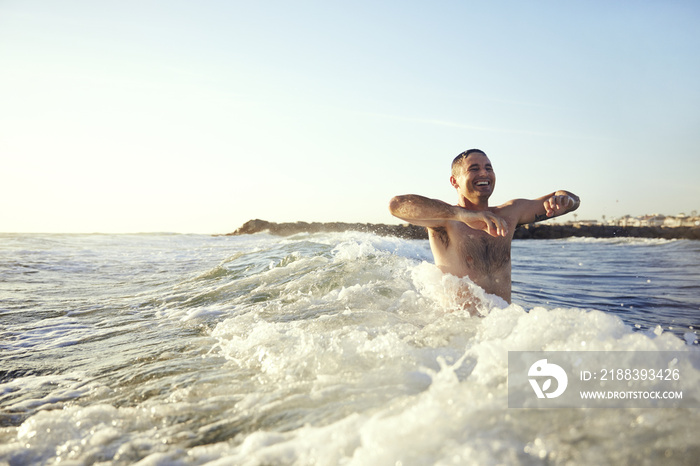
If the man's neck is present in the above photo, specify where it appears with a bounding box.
[458,196,490,211]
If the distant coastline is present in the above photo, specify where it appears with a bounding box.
[225,219,700,241]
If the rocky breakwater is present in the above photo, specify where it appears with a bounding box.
[225,219,700,241]
[514,223,700,240]
[225,219,428,239]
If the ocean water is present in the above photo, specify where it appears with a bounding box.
[1,231,699,465]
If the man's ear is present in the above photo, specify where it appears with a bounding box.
[449,175,459,189]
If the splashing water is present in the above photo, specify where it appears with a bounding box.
[1,232,699,465]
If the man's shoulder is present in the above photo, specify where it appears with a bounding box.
[494,198,530,210]
[495,197,550,226]
[493,198,539,215]
[491,199,539,228]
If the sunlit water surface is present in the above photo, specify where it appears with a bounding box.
[1,232,699,465]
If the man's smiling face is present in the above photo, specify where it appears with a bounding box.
[450,152,496,203]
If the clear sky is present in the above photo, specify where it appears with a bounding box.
[2,0,699,233]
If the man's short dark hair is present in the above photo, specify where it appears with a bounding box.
[451,149,487,176]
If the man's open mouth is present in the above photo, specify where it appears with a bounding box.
[475,181,491,186]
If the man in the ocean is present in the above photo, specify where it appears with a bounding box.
[389,149,580,305]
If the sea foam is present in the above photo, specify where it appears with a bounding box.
[2,232,699,465]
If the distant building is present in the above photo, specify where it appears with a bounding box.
[608,213,700,227]
[664,216,686,227]
[642,215,666,227]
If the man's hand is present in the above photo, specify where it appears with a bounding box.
[458,209,508,237]
[544,194,576,218]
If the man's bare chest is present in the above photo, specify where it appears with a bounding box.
[431,224,512,276]
[457,233,511,275]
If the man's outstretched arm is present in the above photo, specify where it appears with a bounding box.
[513,190,581,226]
[389,194,508,237]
